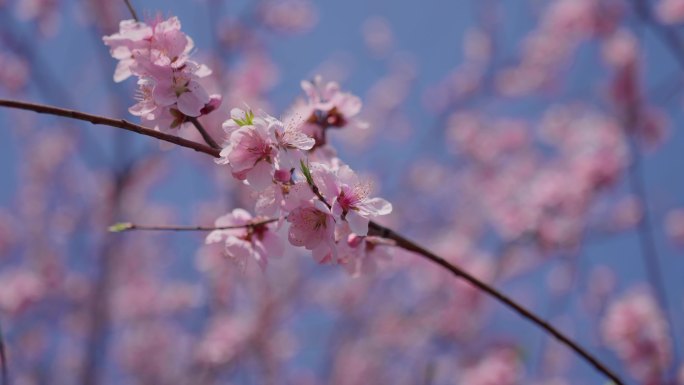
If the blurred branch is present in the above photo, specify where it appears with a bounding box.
[626,134,679,377]
[0,321,7,385]
[422,361,435,385]
[628,1,682,375]
[632,0,684,68]
[0,99,626,385]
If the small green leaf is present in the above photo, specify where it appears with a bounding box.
[233,109,255,127]
[300,159,314,186]
[108,222,132,232]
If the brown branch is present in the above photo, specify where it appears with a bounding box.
[366,222,625,385]
[123,0,139,21]
[111,218,279,232]
[0,99,625,385]
[0,99,221,158]
[632,0,684,69]
[189,117,221,150]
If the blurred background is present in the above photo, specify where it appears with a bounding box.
[0,0,683,384]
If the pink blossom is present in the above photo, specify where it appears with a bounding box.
[337,232,393,276]
[286,199,337,263]
[144,16,194,69]
[102,19,153,82]
[128,78,157,117]
[103,16,193,81]
[301,76,365,127]
[104,16,218,132]
[218,114,277,188]
[0,269,45,316]
[313,162,392,235]
[151,67,210,117]
[217,109,314,189]
[267,113,315,168]
[205,209,284,270]
[294,76,368,148]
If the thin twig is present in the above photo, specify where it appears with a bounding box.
[189,117,221,150]
[111,218,279,232]
[632,0,684,68]
[0,320,7,385]
[627,1,682,374]
[123,0,139,21]
[627,135,679,373]
[0,99,626,385]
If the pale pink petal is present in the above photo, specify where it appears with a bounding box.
[346,210,369,236]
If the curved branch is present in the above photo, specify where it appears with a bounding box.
[0,99,626,385]
[0,99,220,157]
[368,222,624,385]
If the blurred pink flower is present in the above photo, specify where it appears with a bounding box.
[665,208,684,246]
[602,289,672,384]
[206,209,284,270]
[656,0,684,25]
[460,347,523,385]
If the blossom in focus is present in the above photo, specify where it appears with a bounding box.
[103,17,220,132]
[313,162,392,236]
[217,108,314,189]
[286,200,337,263]
[205,209,284,270]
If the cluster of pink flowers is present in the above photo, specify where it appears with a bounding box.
[103,17,221,132]
[103,17,393,273]
[205,79,392,273]
[601,289,672,385]
[454,105,628,250]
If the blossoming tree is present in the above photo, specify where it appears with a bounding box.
[0,0,683,384]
